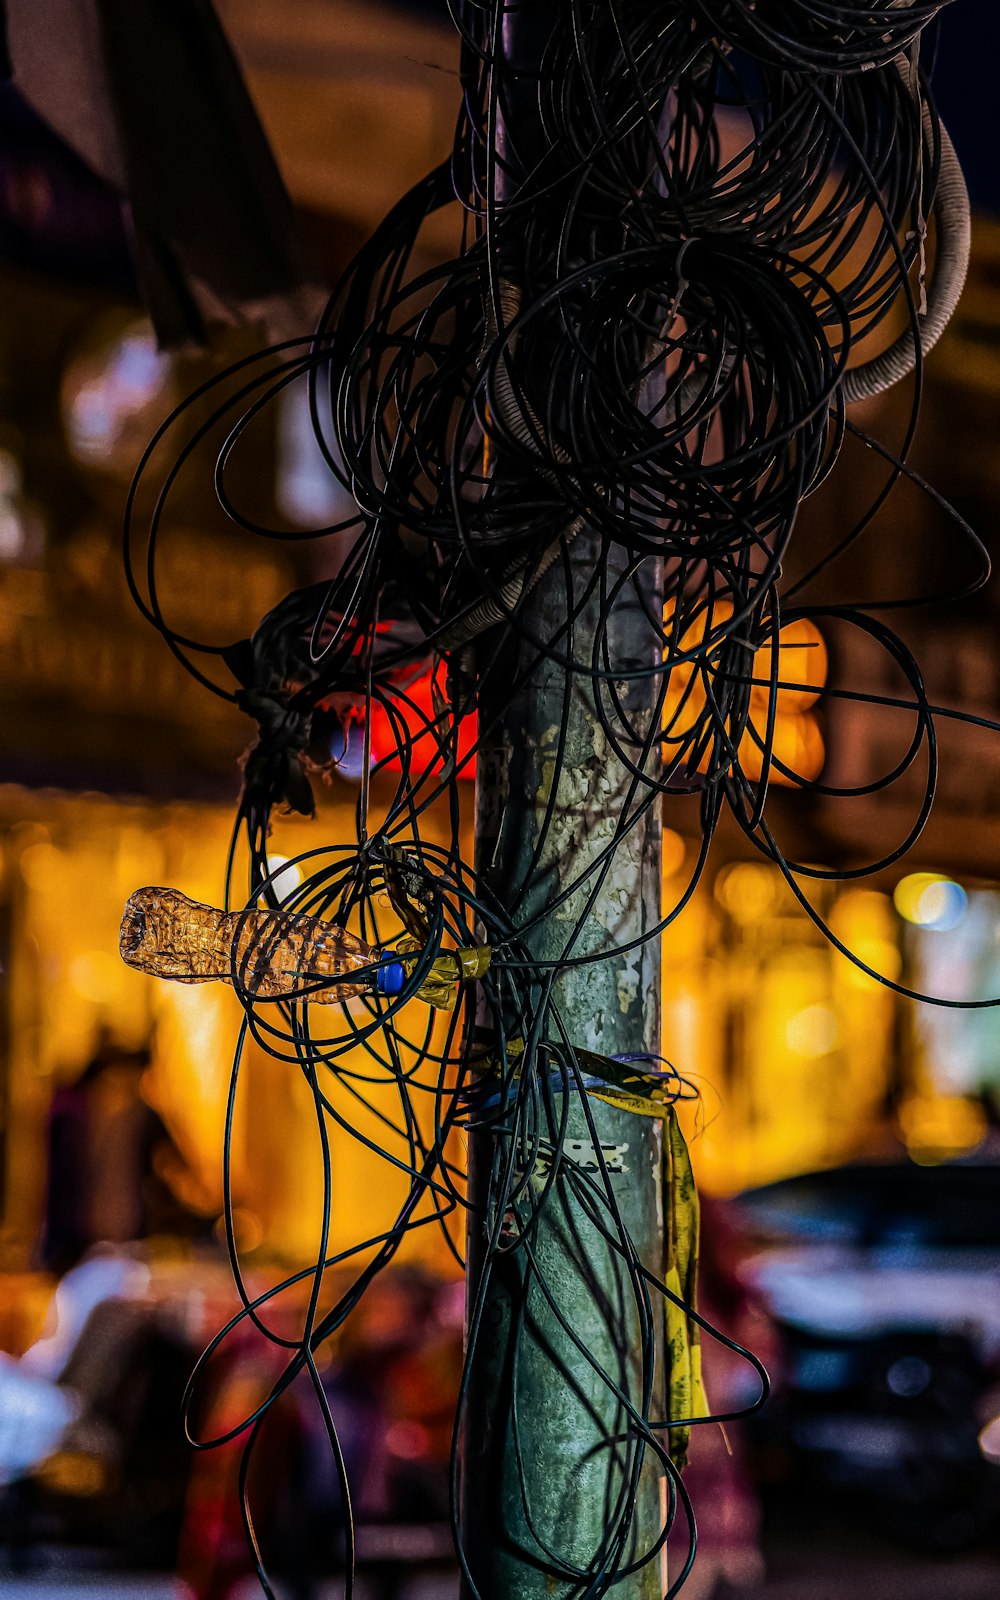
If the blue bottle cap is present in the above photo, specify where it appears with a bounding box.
[376,954,406,997]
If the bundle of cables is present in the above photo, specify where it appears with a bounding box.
[118,1,996,1595]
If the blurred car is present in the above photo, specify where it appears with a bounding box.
[737,1158,1000,1551]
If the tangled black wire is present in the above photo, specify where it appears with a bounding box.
[120,1,999,1596]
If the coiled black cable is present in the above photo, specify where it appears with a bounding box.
[120,1,992,1593]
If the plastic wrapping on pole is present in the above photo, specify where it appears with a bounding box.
[462,535,665,1599]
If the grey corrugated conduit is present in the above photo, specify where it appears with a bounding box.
[440,84,970,657]
[841,73,969,404]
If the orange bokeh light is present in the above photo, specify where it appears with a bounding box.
[663,603,827,785]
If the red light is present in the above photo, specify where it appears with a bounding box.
[368,667,478,780]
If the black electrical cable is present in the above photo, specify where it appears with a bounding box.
[121,1,992,1593]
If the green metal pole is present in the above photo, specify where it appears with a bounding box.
[462,524,665,1598]
[460,11,666,1592]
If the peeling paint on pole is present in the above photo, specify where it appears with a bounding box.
[462,532,665,1599]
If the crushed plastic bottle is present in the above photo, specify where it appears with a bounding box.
[119,886,489,1010]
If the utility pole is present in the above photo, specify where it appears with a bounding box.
[460,8,666,1596]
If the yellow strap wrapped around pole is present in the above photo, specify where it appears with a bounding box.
[665,1106,708,1470]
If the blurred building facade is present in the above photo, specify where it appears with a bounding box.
[0,0,998,1296]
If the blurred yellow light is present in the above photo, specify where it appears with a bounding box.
[830,889,902,988]
[662,828,686,878]
[663,602,826,785]
[785,1004,839,1057]
[893,872,967,931]
[68,950,123,1004]
[842,938,902,988]
[750,618,827,713]
[714,861,779,921]
[741,709,826,785]
[36,1451,108,1497]
[214,1207,264,1254]
[19,840,60,888]
[899,1093,986,1162]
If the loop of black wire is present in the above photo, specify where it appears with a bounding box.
[122,3,989,1595]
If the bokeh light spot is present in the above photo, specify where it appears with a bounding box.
[893,873,967,932]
